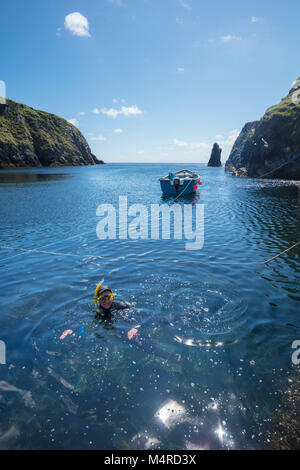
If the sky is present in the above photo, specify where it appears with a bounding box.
[1,0,300,163]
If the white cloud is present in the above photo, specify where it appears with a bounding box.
[68,118,79,127]
[172,129,240,161]
[92,108,100,114]
[219,129,240,147]
[176,17,183,25]
[101,107,120,118]
[179,0,191,11]
[90,135,106,141]
[220,35,241,43]
[64,12,91,38]
[114,129,123,133]
[121,105,143,116]
[177,67,184,73]
[101,105,143,118]
[189,142,211,151]
[174,138,188,147]
[112,98,118,104]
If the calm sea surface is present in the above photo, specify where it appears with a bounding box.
[0,163,299,450]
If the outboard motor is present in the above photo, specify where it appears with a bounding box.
[173,177,181,192]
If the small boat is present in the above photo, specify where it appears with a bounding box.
[159,169,201,196]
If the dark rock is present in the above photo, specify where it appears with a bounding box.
[225,77,300,179]
[0,99,104,168]
[208,142,222,167]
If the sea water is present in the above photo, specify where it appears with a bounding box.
[0,163,299,449]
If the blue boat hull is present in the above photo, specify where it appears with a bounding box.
[160,179,197,196]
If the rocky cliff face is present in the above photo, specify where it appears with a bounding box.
[0,99,104,168]
[225,78,300,179]
[208,142,222,167]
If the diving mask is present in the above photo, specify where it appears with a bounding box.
[98,293,115,303]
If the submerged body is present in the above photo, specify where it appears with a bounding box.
[61,282,181,363]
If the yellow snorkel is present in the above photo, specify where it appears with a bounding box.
[94,278,104,305]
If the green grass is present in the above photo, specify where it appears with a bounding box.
[264,98,300,120]
[0,98,81,151]
[247,128,255,138]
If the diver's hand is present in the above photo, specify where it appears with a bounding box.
[60,329,73,340]
[127,328,138,340]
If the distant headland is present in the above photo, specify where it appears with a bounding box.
[0,99,104,169]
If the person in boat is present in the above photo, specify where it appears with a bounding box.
[94,284,139,340]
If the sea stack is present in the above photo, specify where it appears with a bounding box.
[225,77,300,179]
[0,98,104,168]
[208,142,222,167]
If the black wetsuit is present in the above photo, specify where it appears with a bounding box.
[95,301,131,321]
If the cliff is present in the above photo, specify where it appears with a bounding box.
[225,78,300,179]
[208,142,222,167]
[0,99,104,168]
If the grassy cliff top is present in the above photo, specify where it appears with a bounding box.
[0,98,85,149]
[264,78,300,120]
[0,98,101,167]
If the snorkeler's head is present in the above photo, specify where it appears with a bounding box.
[98,285,115,309]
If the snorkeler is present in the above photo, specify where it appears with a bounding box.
[94,282,181,362]
[60,280,181,363]
[94,282,139,340]
[60,281,139,341]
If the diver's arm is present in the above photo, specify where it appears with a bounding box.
[112,301,132,310]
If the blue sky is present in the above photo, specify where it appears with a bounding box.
[1,0,299,163]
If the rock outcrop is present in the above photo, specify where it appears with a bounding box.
[208,142,222,167]
[0,99,104,168]
[225,77,300,179]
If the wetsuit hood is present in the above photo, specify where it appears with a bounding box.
[98,285,112,296]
